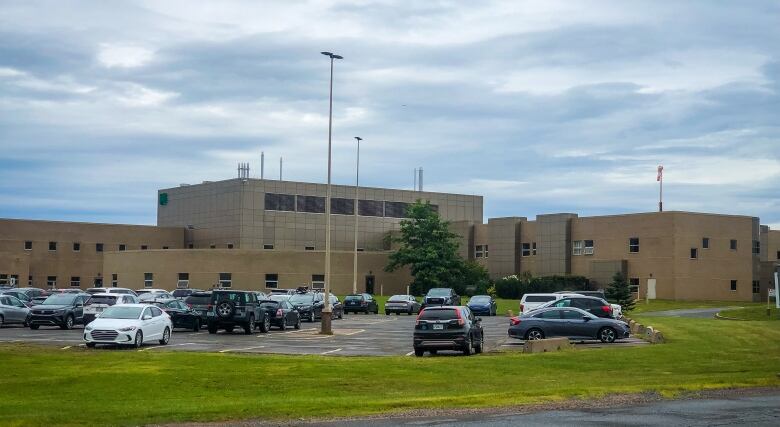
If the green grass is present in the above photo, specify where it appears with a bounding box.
[629,299,762,314]
[718,306,780,321]
[1,315,779,426]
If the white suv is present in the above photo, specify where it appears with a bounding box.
[84,293,139,324]
[519,293,579,314]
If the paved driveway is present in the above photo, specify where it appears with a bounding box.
[640,307,741,318]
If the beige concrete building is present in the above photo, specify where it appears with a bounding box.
[1,177,778,301]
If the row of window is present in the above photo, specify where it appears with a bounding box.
[626,278,757,293]
[264,193,438,218]
[147,272,327,289]
[24,241,169,252]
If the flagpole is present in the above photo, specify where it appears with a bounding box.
[658,165,663,212]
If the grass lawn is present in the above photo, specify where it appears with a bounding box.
[718,306,780,321]
[1,315,779,426]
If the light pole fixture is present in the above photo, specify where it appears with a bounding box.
[352,136,363,295]
[320,51,342,335]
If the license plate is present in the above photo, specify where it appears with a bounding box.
[433,324,444,330]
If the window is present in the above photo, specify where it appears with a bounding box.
[521,243,531,257]
[49,241,57,251]
[47,276,57,288]
[730,280,737,291]
[297,195,326,213]
[584,240,594,255]
[629,278,639,293]
[70,276,80,288]
[690,248,698,259]
[96,243,104,252]
[730,239,737,250]
[141,245,148,250]
[162,246,169,250]
[177,273,189,288]
[24,241,32,250]
[385,201,410,218]
[93,277,103,287]
[111,274,118,287]
[532,242,537,256]
[475,245,485,258]
[358,199,384,217]
[629,237,640,253]
[330,198,355,215]
[702,237,709,249]
[264,193,295,211]
[144,273,153,288]
[312,274,325,290]
[218,273,232,288]
[119,244,126,251]
[573,240,583,256]
[187,243,194,249]
[265,273,279,289]
[752,280,760,294]
[209,244,216,249]
[305,246,315,251]
[777,251,780,260]
[263,244,274,250]
[73,242,81,252]
[357,248,364,252]
[752,240,760,255]
[227,243,234,249]
[0,274,6,286]
[28,275,32,286]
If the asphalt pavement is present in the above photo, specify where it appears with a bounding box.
[640,307,741,318]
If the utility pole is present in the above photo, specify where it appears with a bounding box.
[352,136,363,294]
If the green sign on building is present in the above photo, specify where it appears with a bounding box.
[159,192,168,206]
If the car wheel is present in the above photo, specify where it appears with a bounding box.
[294,316,301,330]
[385,311,389,316]
[0,315,3,328]
[259,315,270,333]
[414,348,424,357]
[525,328,544,340]
[24,314,31,327]
[30,324,39,330]
[193,319,200,332]
[279,318,287,331]
[462,337,472,356]
[408,308,413,315]
[474,338,483,354]
[159,327,171,345]
[61,315,74,330]
[216,301,235,318]
[225,326,234,333]
[133,331,143,348]
[338,310,343,320]
[244,315,255,335]
[207,323,217,334]
[599,327,617,343]
[86,342,96,348]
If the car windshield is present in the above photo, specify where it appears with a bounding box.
[427,289,450,297]
[420,308,459,320]
[42,294,77,305]
[344,295,362,301]
[289,294,314,305]
[259,301,279,309]
[100,306,143,319]
[470,296,490,303]
[138,293,161,301]
[87,295,118,305]
[388,295,408,302]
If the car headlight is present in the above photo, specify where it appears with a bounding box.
[118,326,137,332]
[85,325,93,331]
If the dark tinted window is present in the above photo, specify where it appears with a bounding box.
[331,198,354,215]
[345,295,364,301]
[419,308,459,320]
[259,301,280,310]
[265,193,295,211]
[185,294,211,305]
[297,195,326,213]
[535,310,561,319]
[213,292,247,304]
[358,200,383,217]
[87,295,119,305]
[524,295,556,303]
[385,201,409,218]
[561,309,584,320]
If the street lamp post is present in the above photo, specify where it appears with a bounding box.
[320,51,342,335]
[352,136,362,295]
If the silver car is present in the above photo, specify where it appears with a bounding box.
[0,295,31,327]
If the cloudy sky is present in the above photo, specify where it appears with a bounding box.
[1,1,778,227]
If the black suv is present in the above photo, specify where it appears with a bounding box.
[29,293,90,330]
[543,296,614,318]
[422,288,461,309]
[288,292,325,322]
[343,293,379,314]
[413,306,483,356]
[207,290,270,334]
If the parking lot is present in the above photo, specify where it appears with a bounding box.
[0,313,646,356]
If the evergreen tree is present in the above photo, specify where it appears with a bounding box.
[605,272,635,312]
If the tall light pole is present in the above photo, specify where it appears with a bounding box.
[352,136,363,294]
[320,51,342,335]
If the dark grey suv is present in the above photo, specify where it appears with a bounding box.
[422,288,461,309]
[207,290,270,334]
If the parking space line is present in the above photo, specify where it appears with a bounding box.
[219,346,266,353]
[321,348,342,355]
[342,329,365,336]
[138,343,196,352]
[60,346,72,350]
[405,351,415,356]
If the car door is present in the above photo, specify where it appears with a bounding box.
[2,296,24,322]
[73,295,86,322]
[534,309,565,336]
[560,309,591,338]
[149,306,165,338]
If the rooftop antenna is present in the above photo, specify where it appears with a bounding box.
[237,162,250,179]
[261,152,265,179]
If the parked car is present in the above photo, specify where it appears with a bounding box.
[151,299,201,331]
[555,290,622,318]
[0,295,31,327]
[467,295,497,316]
[258,299,301,330]
[83,293,139,324]
[288,292,325,321]
[508,307,630,343]
[29,293,90,329]
[207,290,270,334]
[84,304,172,348]
[519,293,578,314]
[183,291,212,326]
[100,288,138,296]
[384,294,421,315]
[0,289,34,307]
[172,288,202,300]
[268,289,296,295]
[343,293,379,314]
[422,288,461,308]
[269,294,290,302]
[138,290,175,302]
[537,295,616,319]
[328,294,344,319]
[2,287,46,304]
[413,306,484,357]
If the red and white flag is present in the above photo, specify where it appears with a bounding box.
[657,165,663,182]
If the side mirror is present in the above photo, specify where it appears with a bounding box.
[143,314,152,320]
[583,316,591,321]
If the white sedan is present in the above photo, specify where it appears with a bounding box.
[84,304,172,348]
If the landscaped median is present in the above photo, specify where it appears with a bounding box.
[1,314,778,426]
